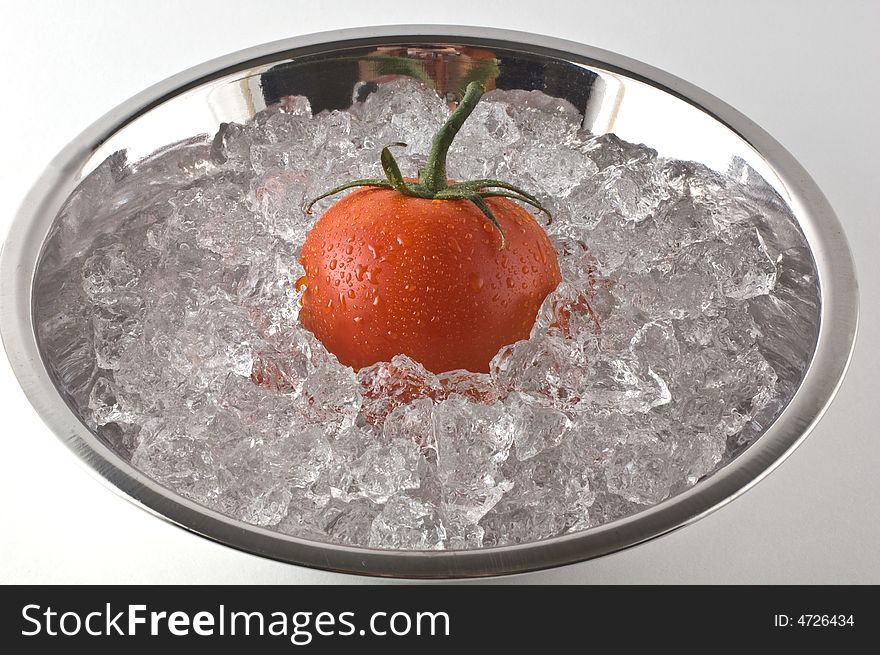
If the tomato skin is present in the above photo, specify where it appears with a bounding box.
[299,186,561,374]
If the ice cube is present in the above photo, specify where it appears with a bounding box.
[369,494,447,550]
[433,395,515,523]
[351,77,449,156]
[130,421,219,505]
[505,392,572,460]
[357,355,441,424]
[324,438,421,504]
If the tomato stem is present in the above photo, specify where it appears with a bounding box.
[419,82,485,194]
[305,80,553,249]
[380,144,407,190]
[304,178,392,214]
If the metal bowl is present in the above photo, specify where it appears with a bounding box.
[0,26,858,578]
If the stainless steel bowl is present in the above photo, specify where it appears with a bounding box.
[0,26,858,578]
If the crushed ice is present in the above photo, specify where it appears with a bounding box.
[34,78,820,549]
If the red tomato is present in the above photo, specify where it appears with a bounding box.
[295,81,561,374]
[299,187,560,373]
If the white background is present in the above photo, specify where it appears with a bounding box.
[1,0,878,583]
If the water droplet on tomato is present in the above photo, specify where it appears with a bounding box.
[329,259,337,270]
[295,275,308,293]
[355,264,367,281]
[367,268,381,284]
[372,296,380,306]
[347,289,356,299]
[367,244,379,259]
[345,245,353,255]
[506,277,515,289]
[469,273,484,291]
[447,237,462,253]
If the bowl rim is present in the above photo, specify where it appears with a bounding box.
[0,25,859,579]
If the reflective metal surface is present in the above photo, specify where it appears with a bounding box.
[0,26,858,578]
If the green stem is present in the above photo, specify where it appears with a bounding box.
[478,191,552,224]
[304,80,553,250]
[466,194,506,249]
[448,179,542,205]
[304,178,391,214]
[419,82,486,195]
[380,144,407,190]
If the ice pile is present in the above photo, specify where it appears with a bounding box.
[34,78,820,549]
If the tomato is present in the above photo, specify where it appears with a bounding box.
[299,188,560,373]
[297,82,561,374]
